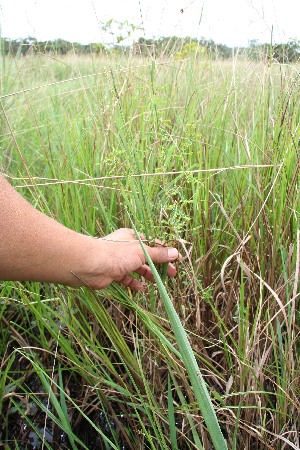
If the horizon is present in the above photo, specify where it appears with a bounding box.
[1,34,298,49]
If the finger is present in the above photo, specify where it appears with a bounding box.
[146,245,179,264]
[135,264,155,282]
[132,230,147,242]
[167,263,177,277]
[138,262,177,278]
[136,262,177,281]
[149,238,165,247]
[119,274,144,292]
[139,232,146,242]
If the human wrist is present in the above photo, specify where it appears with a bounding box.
[68,234,110,289]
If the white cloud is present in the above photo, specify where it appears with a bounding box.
[0,0,299,46]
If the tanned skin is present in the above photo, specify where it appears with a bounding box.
[0,176,179,291]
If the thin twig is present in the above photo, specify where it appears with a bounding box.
[2,164,278,189]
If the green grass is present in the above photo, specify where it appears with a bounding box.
[0,50,299,449]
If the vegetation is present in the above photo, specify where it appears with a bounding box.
[1,34,300,62]
[0,45,299,449]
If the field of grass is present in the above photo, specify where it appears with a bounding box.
[0,51,299,449]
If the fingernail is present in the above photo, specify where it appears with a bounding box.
[168,248,178,259]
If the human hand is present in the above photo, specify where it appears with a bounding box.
[80,228,180,291]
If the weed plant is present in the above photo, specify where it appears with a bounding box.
[0,49,299,449]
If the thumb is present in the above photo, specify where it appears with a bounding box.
[146,245,179,264]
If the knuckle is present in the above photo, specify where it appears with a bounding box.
[157,245,168,261]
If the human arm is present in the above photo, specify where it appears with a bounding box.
[0,176,179,291]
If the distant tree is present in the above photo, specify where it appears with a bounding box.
[174,41,207,59]
[0,37,108,56]
[1,34,298,62]
[133,37,157,57]
[246,38,300,63]
[272,39,300,62]
[90,43,106,55]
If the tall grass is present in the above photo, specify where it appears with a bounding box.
[0,50,299,449]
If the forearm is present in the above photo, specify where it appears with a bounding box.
[0,176,179,291]
[0,176,96,286]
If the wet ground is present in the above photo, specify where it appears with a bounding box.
[1,388,130,450]
[0,352,129,450]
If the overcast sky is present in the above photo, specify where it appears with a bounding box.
[0,0,299,47]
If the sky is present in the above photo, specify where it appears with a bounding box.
[0,0,299,48]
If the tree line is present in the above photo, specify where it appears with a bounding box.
[1,36,299,63]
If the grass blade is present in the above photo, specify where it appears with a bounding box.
[132,224,228,449]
